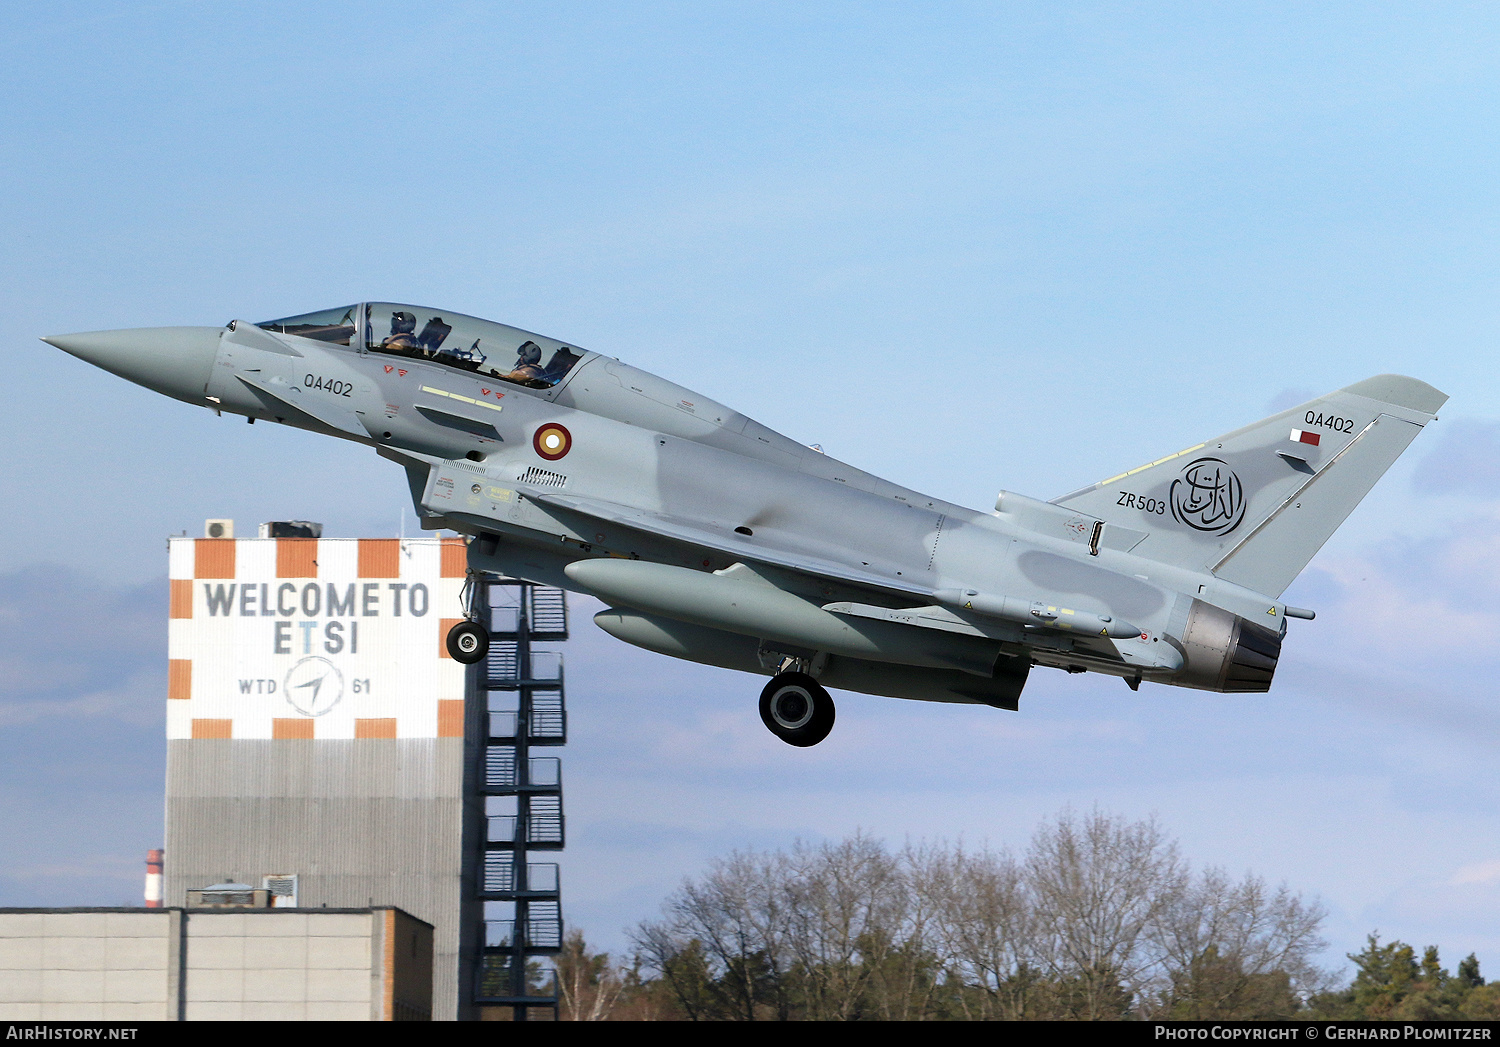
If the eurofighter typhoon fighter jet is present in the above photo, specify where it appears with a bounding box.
[44,304,1446,746]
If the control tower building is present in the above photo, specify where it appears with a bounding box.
[163,531,490,1019]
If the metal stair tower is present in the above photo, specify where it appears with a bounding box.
[470,577,568,1020]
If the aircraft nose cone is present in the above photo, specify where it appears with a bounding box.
[42,326,223,405]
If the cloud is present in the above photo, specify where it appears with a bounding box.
[1269,516,1500,760]
[1411,419,1500,497]
[0,565,165,725]
[1453,860,1500,887]
[1265,387,1320,414]
[0,669,165,728]
[1290,513,1500,663]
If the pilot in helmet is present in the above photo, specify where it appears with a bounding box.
[382,311,418,352]
[504,340,546,383]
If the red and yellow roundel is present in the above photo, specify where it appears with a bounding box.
[533,423,572,461]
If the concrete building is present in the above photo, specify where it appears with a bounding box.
[0,907,432,1021]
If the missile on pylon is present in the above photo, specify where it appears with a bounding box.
[932,588,1140,639]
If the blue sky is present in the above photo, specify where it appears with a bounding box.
[4,2,1500,975]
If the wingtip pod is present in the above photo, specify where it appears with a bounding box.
[1341,374,1448,417]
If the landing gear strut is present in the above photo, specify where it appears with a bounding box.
[447,569,490,664]
[759,672,835,747]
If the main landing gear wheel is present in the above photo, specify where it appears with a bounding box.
[446,619,490,664]
[759,672,835,747]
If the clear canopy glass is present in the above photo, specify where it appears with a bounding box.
[256,303,588,391]
[363,302,585,389]
[257,305,357,345]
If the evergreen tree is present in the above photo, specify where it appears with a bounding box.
[1457,953,1484,989]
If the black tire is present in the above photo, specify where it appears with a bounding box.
[758,672,835,747]
[446,619,490,664]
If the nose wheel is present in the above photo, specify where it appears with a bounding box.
[759,672,835,747]
[446,619,490,664]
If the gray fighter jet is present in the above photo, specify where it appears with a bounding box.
[44,304,1446,746]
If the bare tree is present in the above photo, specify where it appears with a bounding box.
[1023,807,1187,1019]
[934,845,1039,1019]
[1146,868,1330,1018]
[868,842,954,1021]
[781,833,904,1020]
[633,849,792,1019]
[557,929,629,1021]
[628,810,1327,1021]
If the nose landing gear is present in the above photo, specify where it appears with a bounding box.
[447,569,490,664]
[759,672,835,747]
[446,619,490,664]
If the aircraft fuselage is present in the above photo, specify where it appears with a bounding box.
[44,303,1446,743]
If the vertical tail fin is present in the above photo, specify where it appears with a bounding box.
[1051,375,1447,597]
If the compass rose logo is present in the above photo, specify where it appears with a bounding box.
[284,656,344,717]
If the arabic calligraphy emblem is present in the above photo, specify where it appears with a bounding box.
[284,656,344,717]
[1169,457,1246,535]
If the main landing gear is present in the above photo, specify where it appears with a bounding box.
[759,672,836,747]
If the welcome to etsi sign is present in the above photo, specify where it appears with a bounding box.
[165,537,469,741]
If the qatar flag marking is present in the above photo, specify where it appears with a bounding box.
[1289,428,1321,446]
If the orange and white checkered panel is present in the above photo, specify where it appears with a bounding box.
[166,537,468,740]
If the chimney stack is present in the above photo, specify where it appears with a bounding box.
[145,849,163,908]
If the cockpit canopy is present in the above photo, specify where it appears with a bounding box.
[258,305,357,345]
[258,303,587,391]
